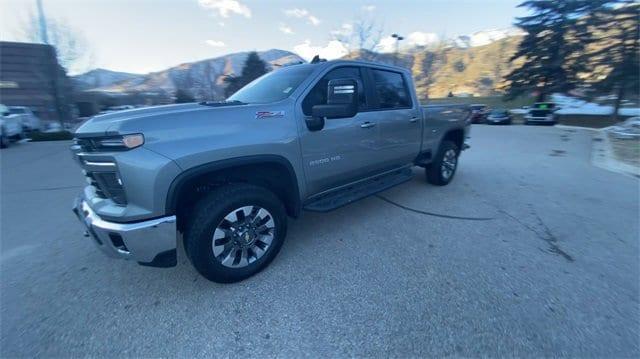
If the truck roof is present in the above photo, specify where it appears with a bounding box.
[292,59,411,74]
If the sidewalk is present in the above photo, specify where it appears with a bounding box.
[592,130,640,178]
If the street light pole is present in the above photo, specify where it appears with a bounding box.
[391,33,404,66]
[36,0,49,44]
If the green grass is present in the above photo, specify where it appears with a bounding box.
[423,96,534,110]
[28,131,74,141]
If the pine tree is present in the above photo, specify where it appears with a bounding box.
[505,0,598,101]
[174,88,195,103]
[583,1,639,121]
[224,51,269,97]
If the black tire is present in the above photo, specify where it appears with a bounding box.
[184,183,287,283]
[0,128,8,149]
[426,140,459,186]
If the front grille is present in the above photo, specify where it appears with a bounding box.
[84,171,107,199]
[82,166,127,205]
[75,138,98,152]
[530,110,551,117]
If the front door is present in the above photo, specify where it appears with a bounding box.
[297,66,380,196]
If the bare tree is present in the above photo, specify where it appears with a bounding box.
[333,17,383,60]
[19,11,93,74]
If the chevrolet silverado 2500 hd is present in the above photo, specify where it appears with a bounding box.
[72,60,470,283]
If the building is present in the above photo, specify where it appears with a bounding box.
[0,41,72,123]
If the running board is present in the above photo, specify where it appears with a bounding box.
[303,168,414,212]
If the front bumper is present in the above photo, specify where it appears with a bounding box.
[487,117,511,124]
[525,116,555,123]
[72,195,177,267]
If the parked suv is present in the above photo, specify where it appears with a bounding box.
[8,106,42,132]
[72,60,470,283]
[469,104,488,124]
[525,102,557,125]
[0,104,24,148]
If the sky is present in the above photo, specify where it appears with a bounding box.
[0,0,526,75]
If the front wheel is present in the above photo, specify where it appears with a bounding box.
[184,183,287,283]
[426,140,459,186]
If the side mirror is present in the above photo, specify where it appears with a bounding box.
[307,78,358,131]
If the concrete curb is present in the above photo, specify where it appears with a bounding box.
[591,131,639,179]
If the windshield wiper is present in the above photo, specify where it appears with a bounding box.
[199,100,248,107]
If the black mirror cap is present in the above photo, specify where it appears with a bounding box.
[305,115,325,132]
[312,103,357,119]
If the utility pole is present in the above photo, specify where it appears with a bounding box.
[36,0,49,44]
[391,33,404,66]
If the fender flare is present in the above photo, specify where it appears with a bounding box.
[165,154,301,215]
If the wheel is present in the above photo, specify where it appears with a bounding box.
[426,140,459,186]
[0,129,8,148]
[184,183,287,283]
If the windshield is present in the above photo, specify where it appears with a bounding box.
[227,65,315,104]
[9,108,25,114]
[491,110,507,115]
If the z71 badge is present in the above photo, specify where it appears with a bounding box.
[255,111,285,119]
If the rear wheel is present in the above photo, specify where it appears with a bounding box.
[184,183,287,283]
[0,127,8,148]
[426,140,459,186]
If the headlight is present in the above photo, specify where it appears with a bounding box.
[95,134,144,150]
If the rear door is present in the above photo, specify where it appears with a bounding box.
[364,68,422,169]
[297,66,381,196]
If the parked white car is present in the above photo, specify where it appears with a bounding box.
[8,106,42,132]
[0,104,24,148]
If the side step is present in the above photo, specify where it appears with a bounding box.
[304,168,414,212]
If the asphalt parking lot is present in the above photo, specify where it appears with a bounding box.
[1,125,638,357]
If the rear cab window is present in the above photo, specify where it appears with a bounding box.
[370,69,412,110]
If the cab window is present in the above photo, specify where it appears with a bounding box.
[371,69,411,109]
[302,66,366,116]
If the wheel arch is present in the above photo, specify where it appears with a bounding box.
[441,128,465,151]
[166,155,301,228]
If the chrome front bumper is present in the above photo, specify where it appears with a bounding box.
[72,196,177,267]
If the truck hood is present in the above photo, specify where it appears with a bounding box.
[75,103,212,137]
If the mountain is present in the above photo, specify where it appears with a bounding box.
[346,35,524,98]
[74,32,523,101]
[72,69,143,91]
[75,49,305,100]
[451,28,524,48]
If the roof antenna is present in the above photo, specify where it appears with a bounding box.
[310,55,326,64]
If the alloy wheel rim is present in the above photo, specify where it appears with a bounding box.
[211,205,275,268]
[441,149,457,180]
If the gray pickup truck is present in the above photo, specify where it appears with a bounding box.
[72,60,470,283]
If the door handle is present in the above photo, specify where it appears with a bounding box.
[360,122,376,128]
[409,117,419,123]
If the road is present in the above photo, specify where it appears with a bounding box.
[1,125,638,357]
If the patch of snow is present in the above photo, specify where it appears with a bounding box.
[552,94,640,116]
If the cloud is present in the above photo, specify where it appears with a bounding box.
[199,0,251,18]
[284,8,309,18]
[307,15,321,26]
[331,23,353,38]
[284,8,321,26]
[278,23,294,35]
[293,40,348,61]
[362,5,376,12]
[376,36,397,53]
[407,32,439,47]
[205,39,226,47]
